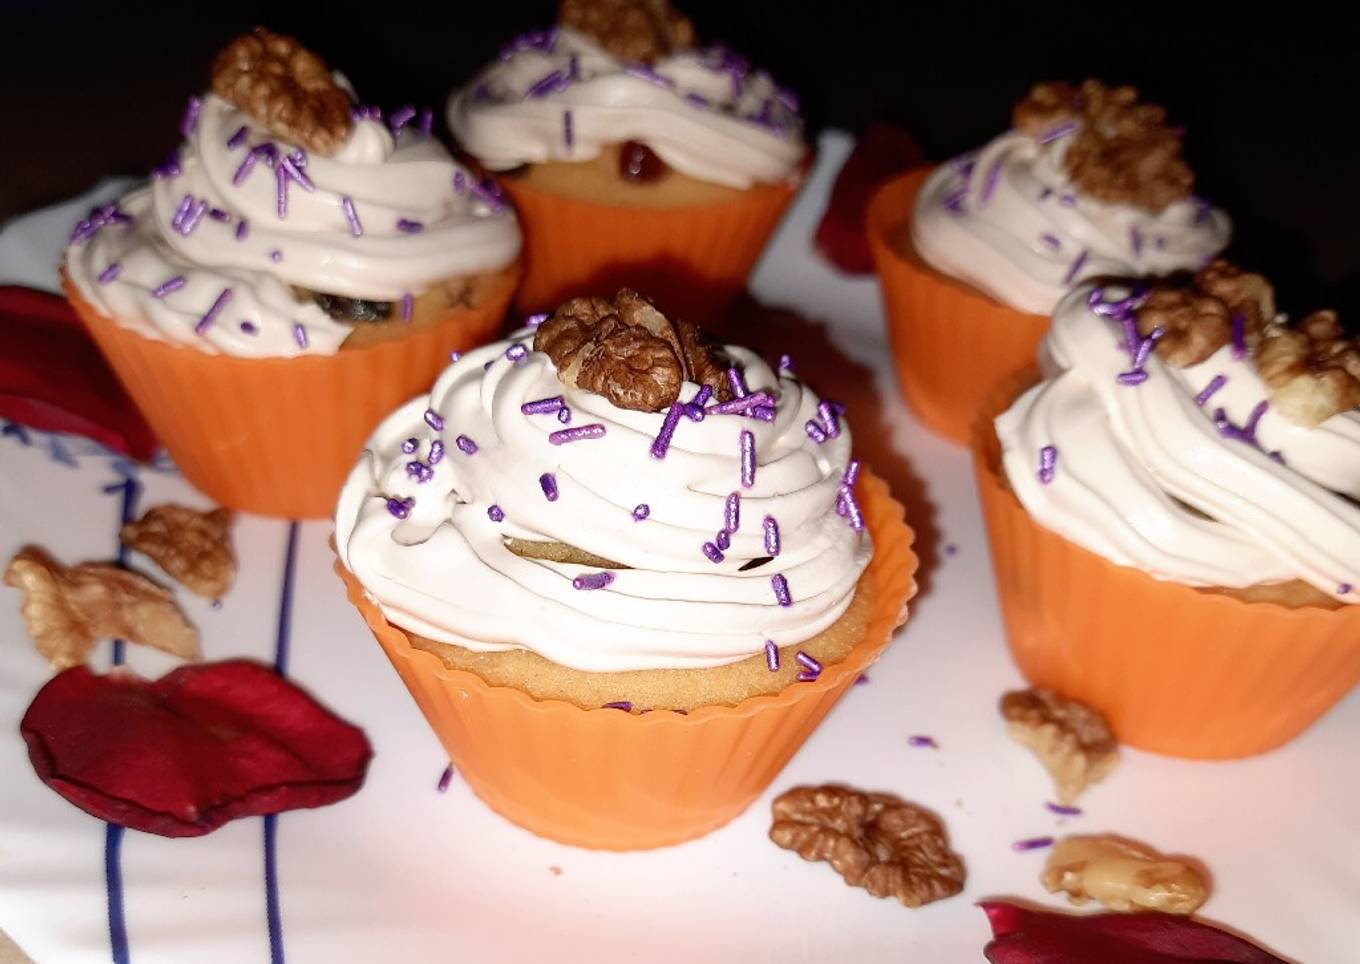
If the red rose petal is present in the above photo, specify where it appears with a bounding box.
[0,285,158,460]
[21,660,373,837]
[813,123,925,275]
[980,901,1290,964]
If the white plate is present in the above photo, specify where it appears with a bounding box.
[0,133,1354,964]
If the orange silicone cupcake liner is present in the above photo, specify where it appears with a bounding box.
[499,172,799,326]
[868,168,1049,445]
[336,469,916,850]
[65,266,518,519]
[972,373,1360,759]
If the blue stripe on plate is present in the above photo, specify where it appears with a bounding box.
[264,521,300,964]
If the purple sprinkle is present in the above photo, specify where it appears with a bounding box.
[842,460,861,487]
[740,431,756,488]
[505,342,529,362]
[487,504,505,522]
[632,504,650,521]
[449,351,462,362]
[763,516,780,556]
[795,651,822,676]
[839,486,864,532]
[563,109,574,150]
[692,385,714,408]
[401,438,418,454]
[684,402,707,422]
[424,409,444,431]
[907,735,938,749]
[1037,120,1076,144]
[525,312,549,328]
[540,473,559,502]
[796,671,819,683]
[650,403,684,459]
[685,92,710,109]
[389,105,417,133]
[572,571,614,591]
[708,392,773,416]
[603,701,632,712]
[419,108,433,136]
[764,640,780,672]
[817,400,842,438]
[979,160,1003,205]
[453,171,467,194]
[1133,327,1162,370]
[854,674,869,685]
[175,198,208,236]
[292,324,309,349]
[97,263,121,284]
[715,529,731,551]
[1059,193,1077,207]
[942,187,968,214]
[557,407,572,424]
[727,367,749,399]
[239,321,258,335]
[428,440,445,465]
[805,420,828,444]
[1038,187,1053,201]
[1046,802,1083,816]
[549,423,606,445]
[455,435,478,455]
[436,764,454,793]
[944,543,958,556]
[231,149,259,186]
[1231,312,1247,359]
[405,461,432,483]
[771,574,792,607]
[386,497,412,520]
[194,288,232,335]
[401,293,413,322]
[749,405,776,422]
[1012,836,1055,853]
[151,151,181,180]
[1130,226,1144,257]
[274,164,289,218]
[702,541,724,563]
[396,218,424,234]
[226,124,248,150]
[341,196,363,236]
[208,208,231,223]
[1338,583,1353,595]
[724,491,741,532]
[522,395,565,415]
[180,96,201,138]
[1039,233,1062,251]
[1117,370,1150,386]
[777,354,794,372]
[1269,450,1287,465]
[1063,249,1089,284]
[526,69,565,98]
[1038,445,1058,484]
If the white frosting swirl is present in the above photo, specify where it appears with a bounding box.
[335,331,871,671]
[997,285,1360,602]
[66,94,520,357]
[447,27,803,190]
[912,130,1231,314]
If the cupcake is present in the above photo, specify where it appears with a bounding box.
[447,0,805,322]
[869,79,1230,443]
[974,260,1360,759]
[334,290,917,849]
[64,28,522,518]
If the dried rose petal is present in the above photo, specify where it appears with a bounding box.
[814,123,924,274]
[0,285,157,460]
[21,660,372,837]
[980,901,1290,964]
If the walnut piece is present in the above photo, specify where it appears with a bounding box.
[1135,259,1276,367]
[533,289,730,412]
[1000,688,1118,806]
[1256,310,1360,427]
[121,505,235,599]
[1014,79,1192,213]
[211,28,353,156]
[1041,835,1208,914]
[4,547,199,670]
[769,785,965,908]
[560,0,696,64]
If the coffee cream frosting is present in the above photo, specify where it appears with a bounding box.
[336,332,871,671]
[447,27,803,190]
[66,92,520,358]
[997,285,1360,601]
[913,131,1231,315]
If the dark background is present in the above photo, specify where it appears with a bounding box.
[4,2,1356,318]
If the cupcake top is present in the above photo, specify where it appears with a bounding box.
[335,291,870,671]
[66,28,521,358]
[913,80,1230,315]
[446,0,804,191]
[996,262,1360,602]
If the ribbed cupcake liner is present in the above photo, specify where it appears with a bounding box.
[868,168,1048,444]
[499,173,799,326]
[336,470,917,850]
[65,267,518,519]
[972,373,1360,759]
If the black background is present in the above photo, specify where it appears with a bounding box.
[4,2,1356,319]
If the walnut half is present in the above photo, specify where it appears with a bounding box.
[1135,259,1276,367]
[560,0,696,64]
[769,785,965,908]
[4,547,199,670]
[1041,835,1208,914]
[533,289,730,412]
[1001,688,1118,806]
[1256,310,1360,427]
[211,28,353,156]
[121,504,236,599]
